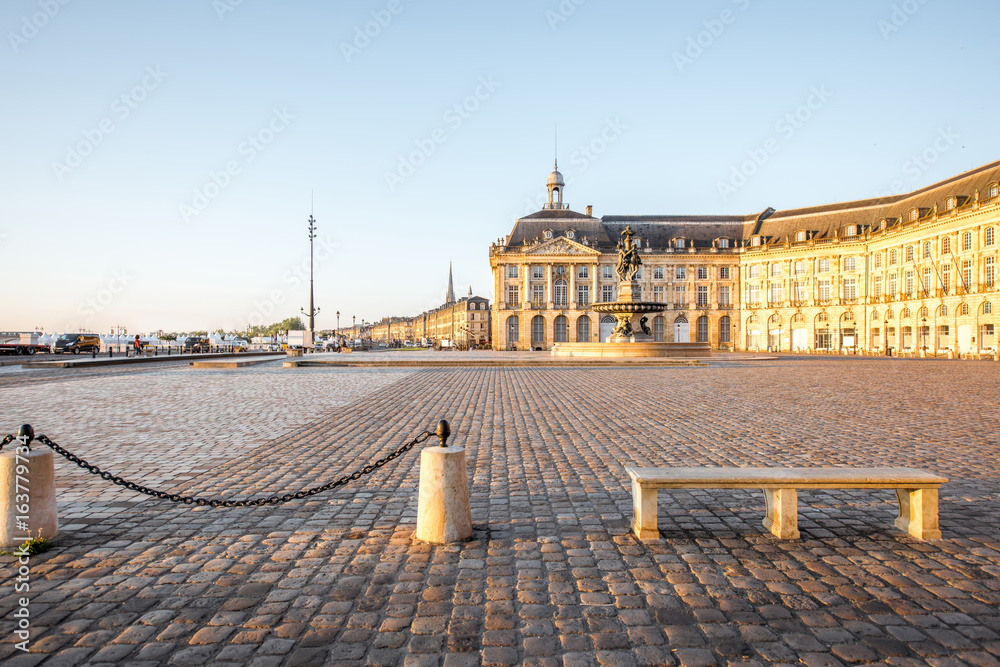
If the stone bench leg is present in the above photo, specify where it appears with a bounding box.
[895,488,941,539]
[762,488,799,539]
[631,481,659,539]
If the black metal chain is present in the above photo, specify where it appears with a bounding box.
[19,430,435,508]
[0,434,14,451]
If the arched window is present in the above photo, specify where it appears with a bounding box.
[874,253,882,269]
[890,249,898,265]
[905,246,914,262]
[792,313,803,323]
[941,237,951,254]
[554,279,568,307]
[531,316,545,343]
[986,227,996,246]
[901,308,911,319]
[697,316,709,343]
[923,241,932,258]
[576,316,590,342]
[886,309,894,320]
[554,315,568,342]
[918,306,928,318]
[960,303,969,316]
[983,302,993,315]
[962,232,973,252]
[653,316,664,342]
[719,315,731,343]
[817,312,828,322]
[872,310,880,321]
[506,316,519,344]
[939,305,948,318]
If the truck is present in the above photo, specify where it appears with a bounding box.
[0,332,51,356]
[287,330,313,350]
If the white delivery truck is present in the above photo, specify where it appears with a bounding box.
[287,330,313,350]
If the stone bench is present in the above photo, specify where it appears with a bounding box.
[626,466,947,541]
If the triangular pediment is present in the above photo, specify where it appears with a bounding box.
[523,237,601,256]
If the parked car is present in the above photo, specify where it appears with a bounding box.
[53,333,102,355]
[231,339,249,352]
[184,336,211,352]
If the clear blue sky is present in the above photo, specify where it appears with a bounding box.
[2,0,998,334]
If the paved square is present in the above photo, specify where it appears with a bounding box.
[1,356,999,666]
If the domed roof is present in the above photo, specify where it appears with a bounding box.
[547,162,564,187]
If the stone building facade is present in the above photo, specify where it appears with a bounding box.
[490,161,1000,355]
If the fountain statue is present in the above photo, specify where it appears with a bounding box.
[550,225,711,358]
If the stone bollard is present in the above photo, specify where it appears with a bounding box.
[416,421,472,544]
[1,426,58,548]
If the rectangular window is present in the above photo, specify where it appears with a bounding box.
[747,284,759,304]
[873,275,882,298]
[793,281,807,302]
[844,278,857,300]
[941,265,951,292]
[748,265,759,278]
[794,261,806,275]
[577,284,589,306]
[986,257,995,287]
[904,272,913,295]
[818,259,830,273]
[507,266,519,279]
[653,285,664,303]
[818,280,831,301]
[770,263,782,277]
[697,285,709,306]
[844,256,856,272]
[653,266,664,280]
[769,283,783,304]
[602,285,614,302]
[532,284,544,307]
[697,266,709,280]
[922,267,932,294]
[578,266,589,279]
[602,265,613,279]
[719,285,730,306]
[506,285,519,305]
[634,286,642,300]
[962,260,972,288]
[889,274,896,297]
[674,284,687,306]
[719,266,730,280]
[675,267,686,280]
[533,265,543,279]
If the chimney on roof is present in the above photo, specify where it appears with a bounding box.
[586,205,593,216]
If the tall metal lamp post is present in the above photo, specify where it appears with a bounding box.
[300,211,320,334]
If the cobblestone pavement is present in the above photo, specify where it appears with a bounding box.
[1,357,999,666]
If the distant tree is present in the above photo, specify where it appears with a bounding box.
[161,333,178,341]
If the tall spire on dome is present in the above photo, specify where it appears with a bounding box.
[446,263,455,305]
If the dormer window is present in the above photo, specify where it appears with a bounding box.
[795,231,806,242]
[844,225,857,237]
[673,238,685,249]
[991,183,999,198]
[909,208,919,222]
[566,230,575,239]
[718,238,729,248]
[750,236,761,247]
[544,230,553,239]
[946,197,955,211]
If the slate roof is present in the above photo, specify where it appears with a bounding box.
[499,160,1000,251]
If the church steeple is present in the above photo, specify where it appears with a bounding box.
[446,263,456,305]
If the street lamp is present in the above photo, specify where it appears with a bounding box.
[336,311,340,336]
[353,315,356,343]
[922,317,927,353]
[301,211,320,333]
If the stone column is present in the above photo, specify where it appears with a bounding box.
[1,447,58,548]
[522,262,530,310]
[569,263,576,309]
[546,264,553,309]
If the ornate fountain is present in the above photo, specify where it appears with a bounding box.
[592,225,666,342]
[550,225,711,358]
